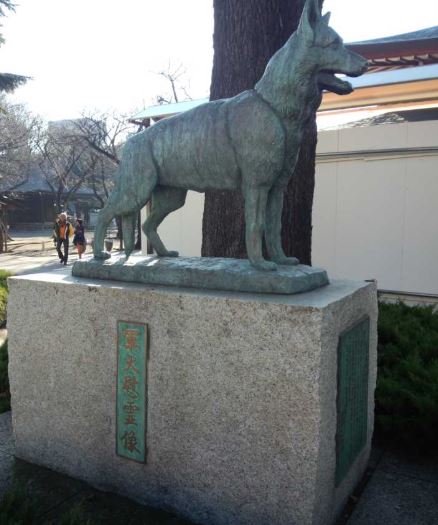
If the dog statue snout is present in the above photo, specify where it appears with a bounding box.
[348,56,368,77]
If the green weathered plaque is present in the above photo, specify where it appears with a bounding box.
[116,321,148,462]
[336,317,370,486]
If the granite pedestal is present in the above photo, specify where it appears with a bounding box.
[7,272,377,525]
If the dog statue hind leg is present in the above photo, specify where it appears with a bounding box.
[122,212,137,258]
[142,185,187,257]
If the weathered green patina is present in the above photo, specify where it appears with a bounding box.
[336,317,370,486]
[90,0,367,285]
[116,321,148,463]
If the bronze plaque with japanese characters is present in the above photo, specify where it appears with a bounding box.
[116,321,148,462]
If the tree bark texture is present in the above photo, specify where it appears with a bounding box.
[202,0,322,265]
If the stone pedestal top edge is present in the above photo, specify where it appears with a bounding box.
[9,268,375,309]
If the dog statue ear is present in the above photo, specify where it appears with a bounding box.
[298,0,322,41]
[322,11,331,25]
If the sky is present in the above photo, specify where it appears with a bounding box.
[0,0,437,121]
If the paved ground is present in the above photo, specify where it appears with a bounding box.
[0,410,437,524]
[0,230,119,275]
[0,230,78,275]
[345,450,438,525]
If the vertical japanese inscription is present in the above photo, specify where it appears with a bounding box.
[117,321,147,462]
[336,317,370,486]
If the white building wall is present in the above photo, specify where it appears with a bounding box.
[141,190,204,257]
[313,120,438,295]
[142,120,438,295]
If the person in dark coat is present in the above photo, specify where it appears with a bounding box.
[73,218,86,259]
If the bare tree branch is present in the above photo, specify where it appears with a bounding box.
[154,62,192,105]
[0,96,38,187]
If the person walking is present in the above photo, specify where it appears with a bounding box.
[53,212,74,265]
[73,218,86,259]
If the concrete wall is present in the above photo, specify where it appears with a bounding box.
[314,120,438,295]
[141,120,438,295]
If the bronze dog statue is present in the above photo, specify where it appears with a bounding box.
[93,0,367,270]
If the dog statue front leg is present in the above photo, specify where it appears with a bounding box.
[244,186,277,271]
[265,184,299,266]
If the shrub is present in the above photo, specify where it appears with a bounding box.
[0,485,36,524]
[0,269,12,289]
[0,488,96,524]
[0,269,12,328]
[376,302,438,452]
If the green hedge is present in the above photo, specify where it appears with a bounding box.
[376,302,438,451]
[0,269,12,327]
[0,485,36,525]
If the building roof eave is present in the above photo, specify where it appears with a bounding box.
[130,98,209,122]
[347,37,438,61]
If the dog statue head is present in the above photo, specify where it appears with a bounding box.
[256,0,368,100]
[298,0,368,94]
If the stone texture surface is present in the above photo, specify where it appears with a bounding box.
[0,412,14,457]
[0,414,193,524]
[7,272,377,525]
[72,253,329,295]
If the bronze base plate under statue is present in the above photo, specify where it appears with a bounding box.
[72,253,329,295]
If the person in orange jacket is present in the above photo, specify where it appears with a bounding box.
[53,212,74,265]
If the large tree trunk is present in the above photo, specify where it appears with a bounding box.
[202,0,321,265]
